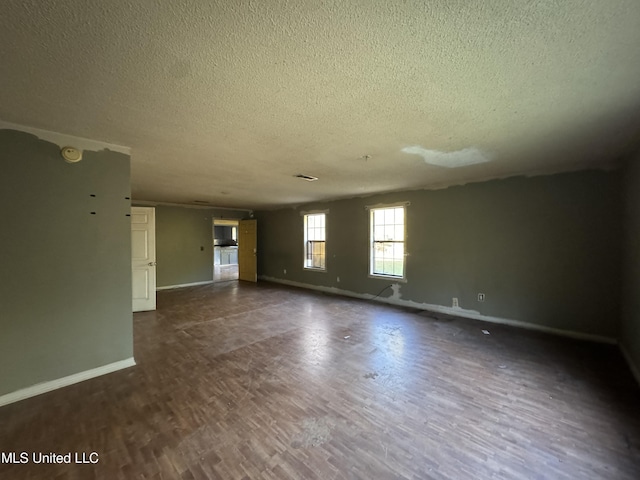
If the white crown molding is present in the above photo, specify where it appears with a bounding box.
[0,120,131,155]
[134,199,252,213]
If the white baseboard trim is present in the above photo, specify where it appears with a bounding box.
[0,357,136,408]
[620,343,640,386]
[260,276,617,345]
[157,280,213,291]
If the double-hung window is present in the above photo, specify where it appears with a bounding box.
[304,213,326,270]
[370,205,405,278]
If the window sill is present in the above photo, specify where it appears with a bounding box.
[368,274,407,283]
[304,267,327,273]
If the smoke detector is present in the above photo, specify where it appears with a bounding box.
[61,146,83,163]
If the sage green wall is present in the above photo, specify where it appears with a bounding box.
[622,155,640,376]
[0,129,133,397]
[257,170,623,337]
[154,206,250,287]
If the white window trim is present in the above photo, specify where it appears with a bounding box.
[300,208,330,216]
[365,201,410,210]
[368,273,408,282]
[368,203,407,281]
[303,212,327,272]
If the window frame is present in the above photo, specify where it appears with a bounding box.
[303,211,327,272]
[368,203,407,281]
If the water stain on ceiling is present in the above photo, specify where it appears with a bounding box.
[402,146,492,168]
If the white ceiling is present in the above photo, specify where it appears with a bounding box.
[1,0,640,209]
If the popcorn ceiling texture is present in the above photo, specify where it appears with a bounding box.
[1,0,639,208]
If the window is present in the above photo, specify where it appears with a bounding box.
[370,205,405,278]
[304,213,326,270]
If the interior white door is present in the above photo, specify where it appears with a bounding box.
[131,206,156,312]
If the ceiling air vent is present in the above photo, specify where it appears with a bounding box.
[294,174,318,182]
[192,200,210,204]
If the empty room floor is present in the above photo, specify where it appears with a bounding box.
[1,282,639,479]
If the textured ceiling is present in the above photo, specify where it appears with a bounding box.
[1,0,640,209]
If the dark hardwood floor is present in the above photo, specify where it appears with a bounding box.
[1,281,639,479]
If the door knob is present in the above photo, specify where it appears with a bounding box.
[148,262,157,266]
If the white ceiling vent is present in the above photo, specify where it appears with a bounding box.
[295,174,318,182]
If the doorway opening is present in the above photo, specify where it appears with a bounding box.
[213,219,239,282]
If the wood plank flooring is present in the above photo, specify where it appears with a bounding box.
[1,281,639,479]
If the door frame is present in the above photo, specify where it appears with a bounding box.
[213,218,240,282]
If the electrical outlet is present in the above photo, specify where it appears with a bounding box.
[337,276,340,283]
[478,293,485,302]
[283,269,287,275]
[452,297,459,308]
